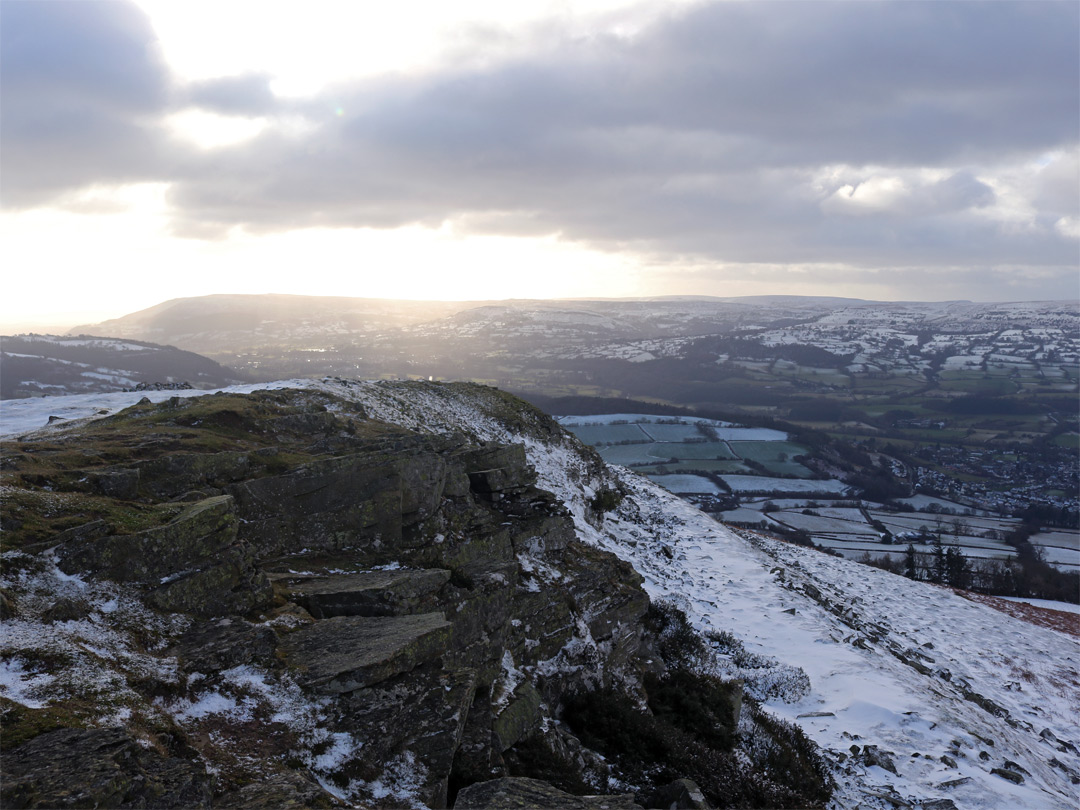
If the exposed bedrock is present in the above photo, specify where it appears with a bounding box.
[11,392,662,808]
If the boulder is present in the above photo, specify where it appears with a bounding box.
[342,665,478,807]
[229,452,408,555]
[147,546,272,617]
[281,612,452,693]
[87,468,140,499]
[861,744,899,775]
[991,767,1024,784]
[214,770,337,809]
[132,452,252,500]
[493,682,544,752]
[280,568,451,618]
[461,444,537,496]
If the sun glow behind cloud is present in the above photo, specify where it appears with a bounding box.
[165,110,268,149]
[0,183,648,327]
[2,0,1077,327]
[134,0,686,93]
[0,0,687,325]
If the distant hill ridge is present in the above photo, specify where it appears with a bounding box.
[70,293,1078,360]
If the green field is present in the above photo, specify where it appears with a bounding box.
[1053,433,1080,449]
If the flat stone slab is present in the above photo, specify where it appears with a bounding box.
[281,612,451,693]
[279,569,450,618]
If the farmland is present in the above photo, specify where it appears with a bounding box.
[558,414,816,496]
[560,412,1080,578]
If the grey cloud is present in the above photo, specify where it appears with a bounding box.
[185,74,278,115]
[0,0,176,206]
[2,0,1077,293]
[1033,153,1080,216]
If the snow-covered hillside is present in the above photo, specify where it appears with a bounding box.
[2,380,1078,810]
[0,334,241,399]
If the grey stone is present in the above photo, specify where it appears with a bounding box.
[344,666,477,807]
[230,452,407,555]
[281,568,451,618]
[147,546,273,618]
[493,682,543,752]
[59,495,238,585]
[991,767,1024,784]
[169,619,277,673]
[936,777,971,789]
[281,612,452,693]
[1003,759,1030,776]
[861,744,899,775]
[41,596,92,623]
[87,468,140,499]
[132,452,252,500]
[215,770,335,809]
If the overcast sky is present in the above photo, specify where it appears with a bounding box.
[1,0,1077,328]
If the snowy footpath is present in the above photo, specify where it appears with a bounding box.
[586,476,1080,810]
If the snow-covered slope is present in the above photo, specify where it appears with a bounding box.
[2,380,1078,810]
[0,335,241,399]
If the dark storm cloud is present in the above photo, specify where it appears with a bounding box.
[2,0,1078,286]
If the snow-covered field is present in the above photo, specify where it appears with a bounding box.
[644,473,722,494]
[3,381,1078,810]
[593,482,1080,810]
[721,475,852,495]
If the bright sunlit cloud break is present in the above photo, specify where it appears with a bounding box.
[1,0,1077,326]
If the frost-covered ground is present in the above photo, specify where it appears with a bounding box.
[720,475,852,495]
[592,481,1080,810]
[3,380,1079,810]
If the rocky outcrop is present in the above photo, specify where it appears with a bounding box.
[1,389,665,809]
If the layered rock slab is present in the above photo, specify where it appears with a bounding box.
[281,612,452,693]
[277,568,451,618]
